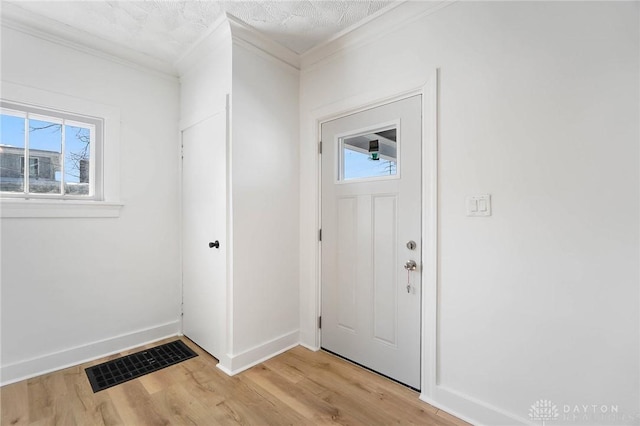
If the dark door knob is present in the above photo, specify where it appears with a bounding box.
[209,240,219,249]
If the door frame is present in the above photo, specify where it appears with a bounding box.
[308,69,439,397]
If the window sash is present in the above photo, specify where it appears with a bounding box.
[20,157,39,177]
[0,102,102,200]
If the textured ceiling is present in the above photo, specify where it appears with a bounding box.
[5,1,395,63]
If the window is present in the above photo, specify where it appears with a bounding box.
[20,157,39,178]
[1,82,121,218]
[0,101,102,199]
[339,125,398,181]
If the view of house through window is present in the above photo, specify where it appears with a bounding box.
[0,104,97,197]
[340,127,397,181]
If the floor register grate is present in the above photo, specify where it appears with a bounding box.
[85,340,198,393]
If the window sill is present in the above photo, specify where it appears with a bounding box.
[0,199,123,218]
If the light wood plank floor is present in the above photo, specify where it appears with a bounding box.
[1,337,470,425]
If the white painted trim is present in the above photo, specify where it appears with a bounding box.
[301,1,407,59]
[298,342,320,352]
[216,330,299,376]
[419,393,485,426]
[178,122,185,337]
[420,387,530,426]
[224,94,234,372]
[0,199,122,218]
[316,88,425,125]
[315,124,323,350]
[0,320,181,386]
[0,3,178,80]
[226,14,300,71]
[215,362,234,376]
[301,1,456,71]
[421,70,439,398]
[232,38,300,75]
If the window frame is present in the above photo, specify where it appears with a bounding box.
[0,82,122,218]
[20,157,40,178]
[1,101,103,200]
[335,120,401,184]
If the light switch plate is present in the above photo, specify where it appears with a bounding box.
[466,194,491,217]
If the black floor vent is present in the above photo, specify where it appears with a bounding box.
[85,340,197,393]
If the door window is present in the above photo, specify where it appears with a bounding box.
[340,126,397,181]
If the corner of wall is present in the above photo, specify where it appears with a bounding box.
[174,14,231,76]
[227,14,300,71]
[218,330,299,376]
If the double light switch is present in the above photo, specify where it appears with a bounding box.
[466,194,491,217]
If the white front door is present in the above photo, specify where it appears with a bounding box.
[182,112,227,359]
[321,95,422,389]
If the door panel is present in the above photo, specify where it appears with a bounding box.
[373,194,398,346]
[321,95,422,389]
[182,112,226,359]
[337,196,357,331]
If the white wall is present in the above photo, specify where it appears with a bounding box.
[177,21,232,130]
[2,4,636,422]
[230,40,300,364]
[1,26,181,383]
[177,21,300,373]
[300,2,639,424]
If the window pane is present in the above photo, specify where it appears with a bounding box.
[64,125,91,195]
[342,128,397,180]
[0,114,26,192]
[28,118,62,194]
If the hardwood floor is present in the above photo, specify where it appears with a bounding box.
[1,337,470,425]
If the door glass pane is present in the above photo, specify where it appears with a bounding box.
[341,128,397,181]
[28,118,62,194]
[64,124,91,195]
[0,113,26,192]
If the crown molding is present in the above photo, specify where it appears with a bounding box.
[302,0,407,58]
[0,2,178,80]
[0,1,455,79]
[226,14,301,71]
[173,14,231,75]
[300,1,456,70]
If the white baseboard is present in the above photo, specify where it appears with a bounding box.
[297,329,319,352]
[0,320,181,386]
[216,329,299,376]
[298,342,320,352]
[420,385,530,426]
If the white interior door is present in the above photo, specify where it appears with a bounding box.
[321,95,422,389]
[182,112,227,359]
